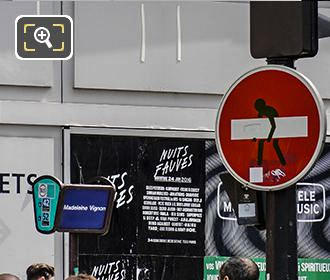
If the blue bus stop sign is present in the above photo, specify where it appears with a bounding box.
[55,184,116,235]
[32,176,62,234]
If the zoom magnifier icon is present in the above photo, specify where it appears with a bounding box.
[15,15,72,60]
[34,27,52,48]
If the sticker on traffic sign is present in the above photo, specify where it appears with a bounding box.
[215,66,326,191]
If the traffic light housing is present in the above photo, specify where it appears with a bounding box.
[250,1,318,59]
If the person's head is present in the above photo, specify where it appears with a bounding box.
[219,257,259,280]
[65,274,96,280]
[0,274,20,280]
[26,263,54,280]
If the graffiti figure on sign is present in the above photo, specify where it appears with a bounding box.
[253,98,286,166]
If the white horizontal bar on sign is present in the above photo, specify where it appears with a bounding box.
[231,116,308,140]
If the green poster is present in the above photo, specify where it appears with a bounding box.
[204,256,330,280]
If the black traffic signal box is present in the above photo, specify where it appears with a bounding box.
[250,1,318,59]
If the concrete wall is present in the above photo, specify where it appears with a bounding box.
[0,1,328,132]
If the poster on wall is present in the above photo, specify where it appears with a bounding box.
[0,136,55,279]
[71,135,139,255]
[205,140,330,259]
[71,135,205,257]
[204,256,330,280]
[78,255,203,280]
[72,134,329,280]
[71,135,206,279]
[79,255,136,280]
[137,138,205,256]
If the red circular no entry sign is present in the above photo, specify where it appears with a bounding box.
[216,66,326,191]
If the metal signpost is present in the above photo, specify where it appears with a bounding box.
[215,65,326,280]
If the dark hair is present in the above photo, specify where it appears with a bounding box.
[26,263,54,280]
[0,274,20,280]
[219,257,259,280]
[65,274,96,280]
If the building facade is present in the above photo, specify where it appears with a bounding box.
[0,1,329,279]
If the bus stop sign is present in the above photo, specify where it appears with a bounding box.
[32,175,62,234]
[215,66,325,191]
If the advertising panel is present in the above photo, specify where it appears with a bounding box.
[71,134,329,280]
[205,140,330,258]
[0,136,55,278]
[204,257,330,280]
